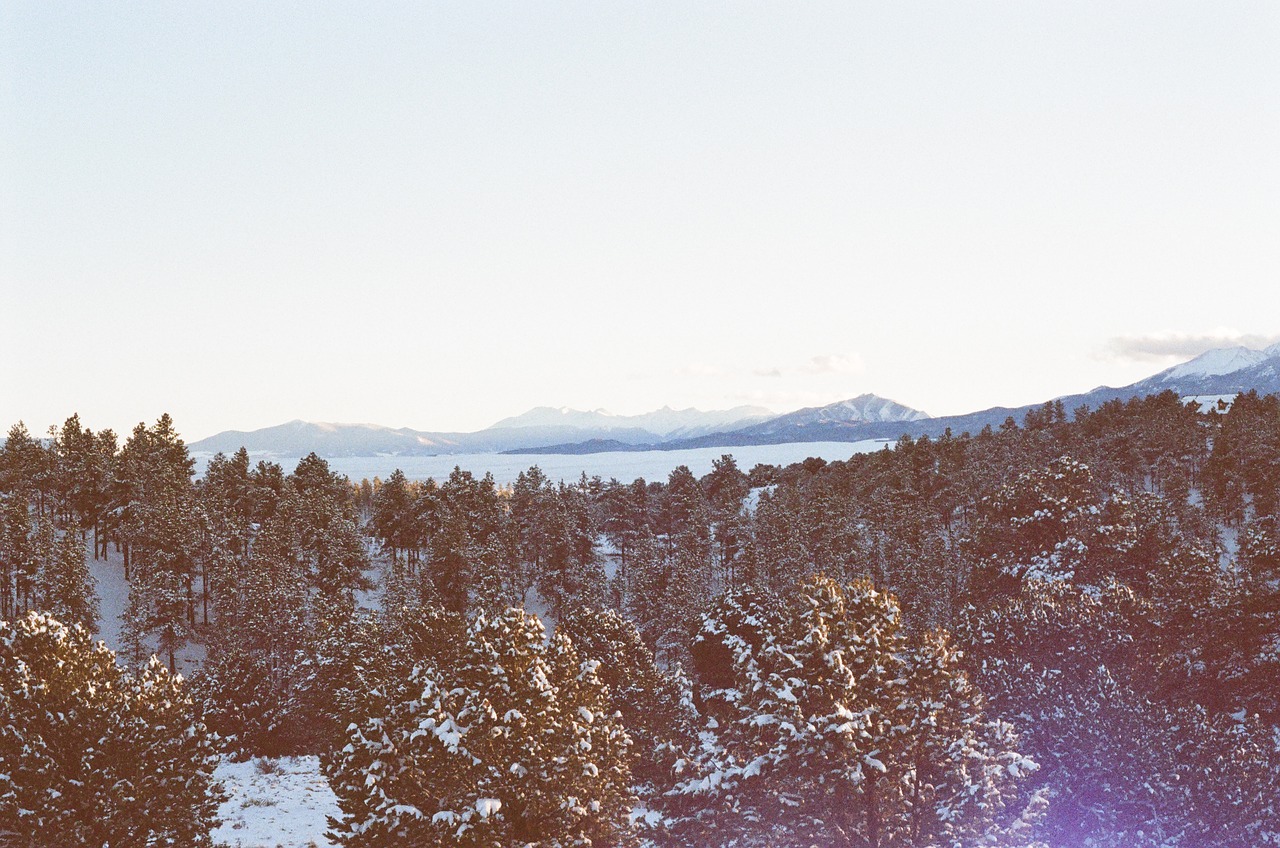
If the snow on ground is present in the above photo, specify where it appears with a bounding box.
[196,440,894,486]
[353,537,388,613]
[87,540,128,649]
[1221,523,1241,575]
[741,485,777,516]
[86,537,207,674]
[212,756,339,848]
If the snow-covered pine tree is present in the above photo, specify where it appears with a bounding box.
[619,528,668,650]
[371,468,416,564]
[190,506,309,755]
[0,612,222,845]
[282,590,387,754]
[674,576,1033,848]
[0,422,45,495]
[967,455,1098,599]
[0,492,35,620]
[34,529,99,629]
[556,605,698,791]
[107,654,226,844]
[529,479,605,618]
[959,579,1280,847]
[326,607,636,848]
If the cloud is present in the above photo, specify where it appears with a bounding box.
[1105,330,1280,363]
[676,362,732,378]
[802,353,865,375]
[750,352,866,379]
[677,352,866,382]
[727,389,854,411]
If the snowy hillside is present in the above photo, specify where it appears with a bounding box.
[1131,342,1280,396]
[1159,346,1272,381]
[729,393,929,438]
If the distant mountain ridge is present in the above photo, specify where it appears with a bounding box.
[189,342,1280,459]
[496,394,930,455]
[487,405,774,439]
[507,342,1280,454]
[737,394,929,436]
[189,404,782,458]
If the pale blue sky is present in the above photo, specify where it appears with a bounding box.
[3,3,1277,440]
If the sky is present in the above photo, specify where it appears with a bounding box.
[3,2,1278,441]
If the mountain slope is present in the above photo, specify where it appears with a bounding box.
[191,405,775,457]
[188,420,466,458]
[487,405,773,438]
[1132,346,1280,395]
[501,394,931,454]
[737,394,928,437]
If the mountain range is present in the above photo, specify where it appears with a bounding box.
[188,342,1280,458]
[188,405,785,458]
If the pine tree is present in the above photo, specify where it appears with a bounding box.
[34,530,99,629]
[327,608,636,848]
[371,468,415,563]
[0,612,222,845]
[190,507,309,755]
[958,579,1280,847]
[0,422,46,497]
[674,576,1033,847]
[0,493,35,621]
[557,605,698,790]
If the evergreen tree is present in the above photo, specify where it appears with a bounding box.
[0,493,34,621]
[0,612,222,845]
[958,579,1280,846]
[371,468,416,563]
[327,608,635,848]
[557,605,698,790]
[34,530,99,630]
[191,507,310,755]
[675,576,1033,847]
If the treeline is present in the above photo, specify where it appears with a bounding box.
[3,390,1280,846]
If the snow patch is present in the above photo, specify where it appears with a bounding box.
[211,756,340,848]
[1181,394,1237,414]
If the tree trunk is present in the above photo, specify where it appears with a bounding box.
[866,771,881,848]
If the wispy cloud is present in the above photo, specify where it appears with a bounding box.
[676,362,732,378]
[748,352,866,379]
[1104,330,1280,363]
[728,389,851,410]
[801,353,865,375]
[676,352,866,382]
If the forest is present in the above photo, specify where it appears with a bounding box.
[3,390,1280,847]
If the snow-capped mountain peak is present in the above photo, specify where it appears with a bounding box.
[1160,346,1272,381]
[737,393,929,437]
